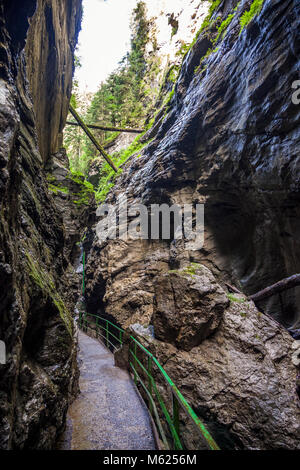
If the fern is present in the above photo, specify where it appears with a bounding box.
[240,0,265,33]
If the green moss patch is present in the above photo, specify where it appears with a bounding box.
[240,0,265,33]
[169,263,203,277]
[167,65,180,84]
[175,42,190,59]
[215,13,235,42]
[191,0,222,47]
[194,47,219,74]
[68,170,95,206]
[47,168,96,207]
[48,184,69,195]
[227,293,246,303]
[163,87,176,114]
[215,2,241,42]
[26,253,73,336]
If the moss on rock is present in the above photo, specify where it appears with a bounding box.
[26,252,73,336]
[169,263,203,277]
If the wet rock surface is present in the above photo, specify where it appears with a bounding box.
[25,0,82,161]
[0,0,82,449]
[46,149,96,265]
[149,293,300,450]
[85,0,300,449]
[99,0,300,328]
[86,247,300,448]
[58,331,155,450]
[153,265,229,350]
[0,0,299,452]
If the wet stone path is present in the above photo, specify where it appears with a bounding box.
[58,331,156,450]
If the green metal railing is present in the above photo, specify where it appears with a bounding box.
[82,250,85,295]
[78,310,220,451]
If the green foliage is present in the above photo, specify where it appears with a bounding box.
[66,1,158,177]
[171,25,178,37]
[167,65,180,84]
[181,263,203,277]
[47,174,69,195]
[47,168,96,207]
[175,42,190,59]
[169,263,203,277]
[191,0,222,46]
[214,2,241,43]
[215,13,235,41]
[227,293,246,303]
[48,184,69,195]
[103,131,120,147]
[64,80,90,174]
[70,93,77,109]
[68,170,95,206]
[164,88,175,107]
[96,132,150,203]
[240,0,265,33]
[178,0,222,64]
[86,1,150,133]
[74,49,82,69]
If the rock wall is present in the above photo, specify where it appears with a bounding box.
[45,148,96,265]
[91,0,300,327]
[142,265,300,449]
[0,0,82,449]
[85,0,300,449]
[26,0,82,162]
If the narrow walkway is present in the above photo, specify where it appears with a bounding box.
[58,331,155,450]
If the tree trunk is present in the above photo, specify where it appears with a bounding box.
[66,121,143,134]
[68,105,118,173]
[249,274,300,303]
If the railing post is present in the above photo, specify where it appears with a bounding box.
[82,251,85,295]
[77,314,220,450]
[172,394,180,449]
[134,342,137,385]
[106,320,109,348]
[148,356,153,414]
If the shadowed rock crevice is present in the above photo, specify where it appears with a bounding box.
[0,0,82,450]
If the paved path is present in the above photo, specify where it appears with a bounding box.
[58,331,155,450]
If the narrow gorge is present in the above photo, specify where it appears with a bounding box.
[0,0,299,452]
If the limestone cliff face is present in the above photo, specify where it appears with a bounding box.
[45,149,96,265]
[143,0,210,69]
[0,0,82,449]
[85,0,300,449]
[25,0,82,162]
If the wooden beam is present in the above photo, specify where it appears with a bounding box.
[68,105,118,173]
[66,121,143,134]
[249,274,300,303]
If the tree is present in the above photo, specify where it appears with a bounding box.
[65,1,158,175]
